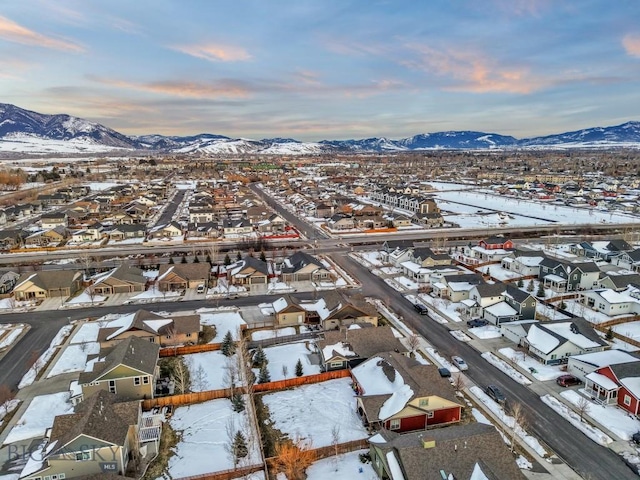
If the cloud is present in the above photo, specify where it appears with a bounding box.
[0,15,84,52]
[623,34,640,58]
[490,0,552,16]
[88,76,252,99]
[172,43,251,62]
[401,44,546,94]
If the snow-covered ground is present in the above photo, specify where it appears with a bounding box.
[425,348,459,372]
[162,397,261,479]
[560,390,640,441]
[199,309,247,342]
[305,450,376,480]
[251,327,296,341]
[540,395,612,446]
[187,351,236,391]
[481,352,532,385]
[262,378,368,448]
[498,347,564,382]
[613,321,640,341]
[476,264,521,282]
[253,342,321,382]
[418,294,464,323]
[0,325,25,349]
[468,325,502,339]
[46,342,100,378]
[564,299,622,325]
[450,330,472,342]
[354,251,384,268]
[18,325,73,389]
[127,286,181,302]
[3,392,73,444]
[69,321,102,344]
[64,290,106,306]
[470,386,547,457]
[0,399,20,426]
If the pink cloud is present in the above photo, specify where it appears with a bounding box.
[623,34,640,57]
[172,43,251,62]
[89,76,251,99]
[0,15,83,52]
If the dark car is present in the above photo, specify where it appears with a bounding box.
[467,318,489,328]
[486,385,506,404]
[438,367,451,378]
[632,432,640,445]
[414,303,429,315]
[556,374,582,387]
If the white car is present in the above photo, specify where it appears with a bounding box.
[451,356,468,371]
[196,284,206,294]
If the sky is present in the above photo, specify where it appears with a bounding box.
[1,0,640,141]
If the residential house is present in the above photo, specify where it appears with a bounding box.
[578,288,640,317]
[0,269,19,294]
[91,265,147,295]
[97,309,200,348]
[353,352,462,433]
[326,213,355,231]
[107,224,146,242]
[0,229,27,251]
[186,221,219,238]
[369,423,526,480]
[157,263,210,290]
[317,326,407,371]
[567,350,640,382]
[524,319,607,365]
[431,273,484,302]
[19,390,155,480]
[500,250,546,277]
[478,236,514,250]
[222,218,253,236]
[598,273,640,291]
[570,239,633,261]
[228,256,270,287]
[24,227,68,247]
[40,212,68,229]
[280,251,331,283]
[584,361,640,415]
[538,258,600,292]
[612,249,640,272]
[149,221,183,239]
[13,270,82,301]
[80,336,160,400]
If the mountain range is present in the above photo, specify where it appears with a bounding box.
[1,103,639,155]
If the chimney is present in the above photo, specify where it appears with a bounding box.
[421,438,436,449]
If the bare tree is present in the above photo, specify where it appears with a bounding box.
[331,425,341,471]
[275,436,316,480]
[452,374,465,392]
[509,402,527,452]
[576,396,591,423]
[173,357,190,394]
[281,364,289,379]
[27,350,43,380]
[87,284,97,305]
[0,385,15,417]
[407,334,420,354]
[192,364,209,392]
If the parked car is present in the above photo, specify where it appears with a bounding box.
[438,367,451,378]
[467,318,489,328]
[556,374,582,387]
[196,284,206,294]
[452,356,469,371]
[632,432,640,445]
[486,385,506,404]
[414,303,429,315]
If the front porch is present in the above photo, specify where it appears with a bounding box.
[584,372,619,405]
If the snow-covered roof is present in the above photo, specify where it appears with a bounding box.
[585,371,619,391]
[571,350,640,368]
[597,289,638,305]
[272,297,289,313]
[619,377,640,399]
[526,324,560,354]
[516,256,545,267]
[470,463,491,480]
[386,451,406,480]
[544,273,567,283]
[352,356,406,395]
[484,302,517,317]
[447,281,475,292]
[379,384,414,420]
[322,342,357,360]
[544,323,601,350]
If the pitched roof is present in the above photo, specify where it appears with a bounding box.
[49,390,139,453]
[318,326,406,360]
[79,336,159,384]
[371,423,526,480]
[158,262,211,280]
[15,270,80,291]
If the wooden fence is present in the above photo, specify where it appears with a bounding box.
[265,438,370,473]
[159,343,221,357]
[597,314,640,329]
[142,369,352,410]
[175,464,264,480]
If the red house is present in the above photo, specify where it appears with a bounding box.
[478,236,514,250]
[584,362,640,415]
[352,352,462,433]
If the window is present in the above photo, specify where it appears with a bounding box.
[186,333,191,337]
[134,377,141,386]
[143,376,150,384]
[166,335,172,339]
[330,361,343,368]
[389,419,400,430]
[624,395,632,406]
[149,338,155,342]
[419,398,429,407]
[108,380,116,394]
[427,411,434,419]
[58,475,65,479]
[75,451,91,461]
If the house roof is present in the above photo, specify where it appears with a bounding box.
[371,422,526,480]
[79,335,160,384]
[49,390,139,454]
[97,310,199,343]
[318,326,407,361]
[158,262,211,281]
[15,270,80,291]
[474,283,507,298]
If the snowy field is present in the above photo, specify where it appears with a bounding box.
[498,347,564,382]
[434,189,640,227]
[262,378,368,448]
[251,327,296,341]
[612,321,640,340]
[253,342,321,382]
[469,386,547,457]
[481,352,532,385]
[477,264,522,282]
[540,395,612,446]
[561,390,640,441]
[199,309,247,342]
[46,342,100,378]
[64,290,106,306]
[468,325,502,339]
[4,392,73,444]
[162,397,261,479]
[564,300,623,325]
[0,325,25,349]
[305,450,376,480]
[187,351,236,391]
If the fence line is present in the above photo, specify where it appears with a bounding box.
[159,343,221,357]
[174,464,264,480]
[247,331,321,349]
[265,438,370,473]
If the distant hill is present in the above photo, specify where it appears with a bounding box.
[0,103,639,154]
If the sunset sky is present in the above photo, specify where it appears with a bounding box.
[1,0,639,140]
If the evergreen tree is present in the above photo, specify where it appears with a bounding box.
[231,393,246,412]
[295,359,304,377]
[260,250,267,262]
[193,255,200,263]
[224,254,232,266]
[258,364,271,383]
[252,346,268,368]
[536,282,546,298]
[527,279,534,292]
[232,430,248,461]
[517,278,524,288]
[181,255,188,264]
[559,301,566,310]
[206,254,212,264]
[606,327,614,341]
[236,251,242,261]
[221,330,236,357]
[169,256,175,264]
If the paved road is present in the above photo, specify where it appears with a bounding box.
[330,252,638,480]
[151,189,187,228]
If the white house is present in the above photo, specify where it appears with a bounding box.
[579,289,640,317]
[524,320,607,365]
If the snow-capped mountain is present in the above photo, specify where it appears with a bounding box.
[1,103,639,154]
[0,103,140,151]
